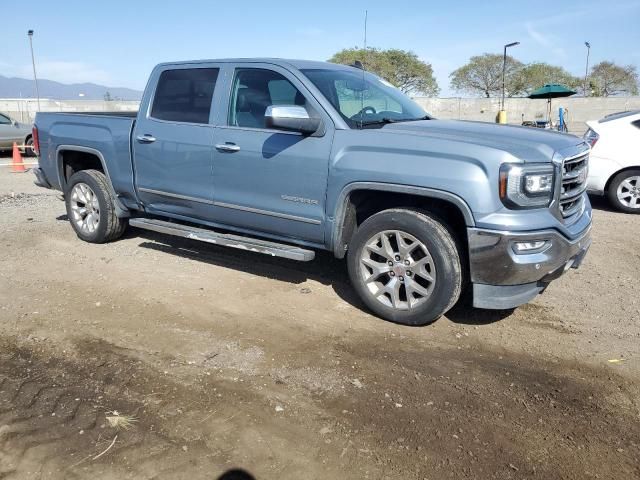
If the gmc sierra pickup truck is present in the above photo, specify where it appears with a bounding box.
[32,58,592,325]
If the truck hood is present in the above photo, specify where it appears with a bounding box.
[382,119,587,163]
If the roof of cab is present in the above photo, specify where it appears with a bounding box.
[154,58,357,71]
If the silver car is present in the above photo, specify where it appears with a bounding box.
[0,112,35,155]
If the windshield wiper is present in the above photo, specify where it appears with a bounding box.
[360,115,431,128]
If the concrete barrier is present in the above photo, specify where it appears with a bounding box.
[0,99,139,123]
[2,96,639,136]
[413,96,640,135]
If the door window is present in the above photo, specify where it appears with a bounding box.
[150,68,219,124]
[0,114,11,125]
[229,69,307,129]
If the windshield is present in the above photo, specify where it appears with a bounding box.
[300,68,429,129]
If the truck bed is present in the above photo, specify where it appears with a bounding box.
[35,112,137,204]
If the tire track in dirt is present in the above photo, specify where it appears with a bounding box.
[0,336,371,480]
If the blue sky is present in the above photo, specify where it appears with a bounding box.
[2,0,639,96]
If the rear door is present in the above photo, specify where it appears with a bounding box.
[211,63,333,244]
[133,64,222,221]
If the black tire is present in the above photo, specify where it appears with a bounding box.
[347,209,462,326]
[65,169,127,243]
[24,136,35,157]
[607,169,640,214]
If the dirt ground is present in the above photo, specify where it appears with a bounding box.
[1,157,639,479]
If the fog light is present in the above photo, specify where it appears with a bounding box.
[513,240,549,254]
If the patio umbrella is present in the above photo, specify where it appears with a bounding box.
[528,84,576,125]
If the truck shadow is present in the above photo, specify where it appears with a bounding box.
[132,229,515,326]
[133,228,363,307]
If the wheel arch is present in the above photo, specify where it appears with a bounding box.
[331,182,475,259]
[56,145,130,218]
[604,165,640,194]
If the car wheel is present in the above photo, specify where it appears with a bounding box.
[607,169,640,214]
[24,136,35,157]
[347,208,462,326]
[65,169,128,243]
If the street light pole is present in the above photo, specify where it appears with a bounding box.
[583,42,591,97]
[501,41,520,112]
[27,30,41,112]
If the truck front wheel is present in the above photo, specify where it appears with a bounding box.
[347,209,462,325]
[65,169,127,243]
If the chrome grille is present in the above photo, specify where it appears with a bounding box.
[559,153,589,218]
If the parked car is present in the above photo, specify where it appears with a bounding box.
[0,112,35,155]
[585,110,640,213]
[32,58,592,325]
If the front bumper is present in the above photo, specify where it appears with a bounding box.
[468,221,592,309]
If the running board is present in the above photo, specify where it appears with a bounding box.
[129,218,315,262]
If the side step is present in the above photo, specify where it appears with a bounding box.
[129,218,315,262]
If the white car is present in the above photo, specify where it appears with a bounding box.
[585,110,640,213]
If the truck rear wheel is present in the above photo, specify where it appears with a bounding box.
[347,209,462,326]
[65,169,127,243]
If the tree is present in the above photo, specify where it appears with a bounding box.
[588,61,638,96]
[103,91,113,101]
[511,63,581,96]
[329,48,439,96]
[449,53,523,97]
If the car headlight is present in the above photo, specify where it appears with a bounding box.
[499,164,555,209]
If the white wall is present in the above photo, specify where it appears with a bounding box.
[0,99,139,123]
[413,97,640,134]
[3,96,639,136]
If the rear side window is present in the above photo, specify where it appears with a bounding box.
[151,68,219,124]
[632,119,640,130]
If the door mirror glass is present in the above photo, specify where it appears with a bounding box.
[265,105,320,134]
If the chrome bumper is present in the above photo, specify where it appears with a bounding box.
[468,222,592,309]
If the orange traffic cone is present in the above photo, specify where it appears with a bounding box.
[11,142,26,173]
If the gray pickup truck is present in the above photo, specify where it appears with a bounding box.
[33,58,592,325]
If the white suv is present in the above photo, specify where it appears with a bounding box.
[585,110,640,213]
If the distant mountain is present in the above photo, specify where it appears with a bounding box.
[0,75,142,101]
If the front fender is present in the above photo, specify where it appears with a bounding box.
[327,181,475,256]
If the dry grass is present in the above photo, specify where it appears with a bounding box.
[105,410,137,430]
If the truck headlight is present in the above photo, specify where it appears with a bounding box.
[499,164,555,209]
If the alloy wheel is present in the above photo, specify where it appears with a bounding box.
[359,230,436,310]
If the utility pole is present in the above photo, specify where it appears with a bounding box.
[583,42,591,97]
[499,41,519,123]
[28,30,41,112]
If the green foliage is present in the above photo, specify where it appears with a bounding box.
[449,53,523,98]
[512,63,581,96]
[329,48,439,97]
[588,62,639,96]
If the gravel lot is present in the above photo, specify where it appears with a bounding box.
[0,157,639,479]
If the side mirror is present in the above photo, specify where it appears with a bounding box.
[265,105,321,134]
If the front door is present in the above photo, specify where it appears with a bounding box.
[211,65,333,244]
[133,65,222,221]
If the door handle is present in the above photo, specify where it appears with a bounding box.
[136,134,156,143]
[215,143,240,153]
